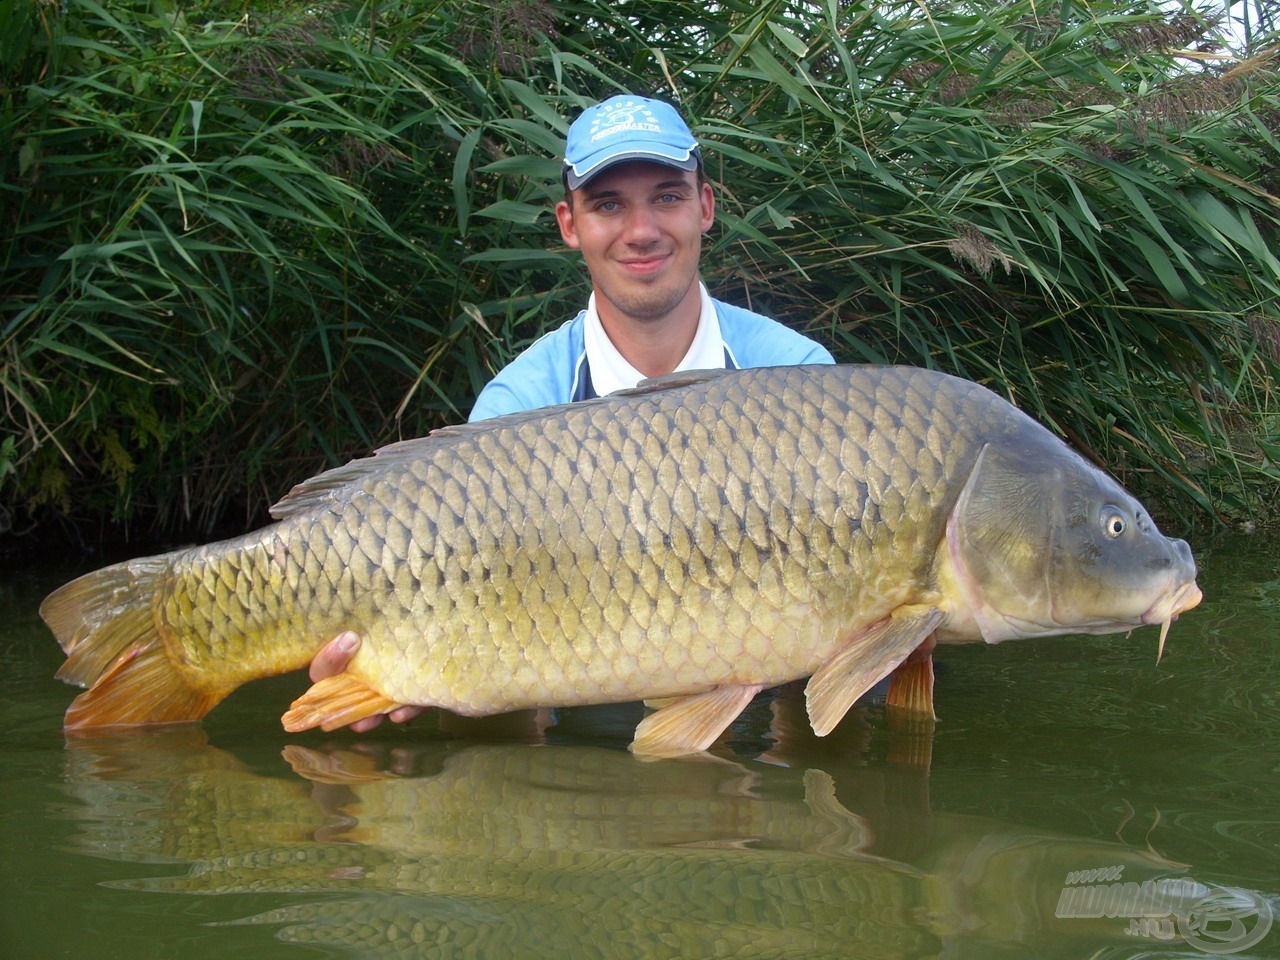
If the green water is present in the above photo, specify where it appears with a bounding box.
[2,532,1277,959]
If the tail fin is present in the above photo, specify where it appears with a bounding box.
[41,556,231,729]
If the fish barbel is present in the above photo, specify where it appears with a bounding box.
[41,365,1201,757]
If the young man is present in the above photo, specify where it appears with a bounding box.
[469,94,832,421]
[310,94,834,730]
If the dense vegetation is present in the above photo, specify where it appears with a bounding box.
[2,0,1278,552]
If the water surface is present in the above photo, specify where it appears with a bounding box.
[2,532,1277,958]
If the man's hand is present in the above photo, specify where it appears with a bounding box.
[309,631,425,732]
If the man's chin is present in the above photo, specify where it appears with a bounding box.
[601,283,696,323]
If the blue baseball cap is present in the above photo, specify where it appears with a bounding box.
[563,95,701,190]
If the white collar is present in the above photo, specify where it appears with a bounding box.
[582,283,725,397]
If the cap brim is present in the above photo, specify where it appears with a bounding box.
[564,150,699,190]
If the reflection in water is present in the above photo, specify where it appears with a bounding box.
[10,532,1277,959]
[60,719,1205,960]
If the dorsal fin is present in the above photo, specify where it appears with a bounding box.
[269,437,443,519]
[622,368,735,395]
[270,369,736,520]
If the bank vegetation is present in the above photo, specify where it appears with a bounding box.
[2,0,1278,552]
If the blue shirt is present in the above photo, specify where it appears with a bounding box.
[469,298,834,421]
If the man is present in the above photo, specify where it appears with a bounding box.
[469,94,832,420]
[310,94,834,731]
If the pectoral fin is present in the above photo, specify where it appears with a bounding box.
[806,608,944,736]
[884,655,937,770]
[282,674,401,733]
[885,655,937,720]
[630,684,764,759]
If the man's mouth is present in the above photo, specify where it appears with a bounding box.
[618,254,670,275]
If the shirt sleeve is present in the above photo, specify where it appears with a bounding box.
[715,300,835,368]
[468,379,531,422]
[791,339,836,365]
[468,318,584,422]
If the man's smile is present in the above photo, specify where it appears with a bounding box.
[617,253,671,275]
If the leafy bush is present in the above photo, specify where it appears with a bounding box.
[2,0,1278,547]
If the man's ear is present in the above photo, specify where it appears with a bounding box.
[556,199,581,249]
[699,181,715,232]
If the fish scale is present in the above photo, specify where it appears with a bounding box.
[41,365,1200,755]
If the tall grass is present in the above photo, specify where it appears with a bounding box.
[1,0,1277,546]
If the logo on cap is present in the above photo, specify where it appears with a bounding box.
[588,99,662,145]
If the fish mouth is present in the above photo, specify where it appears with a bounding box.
[1144,579,1203,662]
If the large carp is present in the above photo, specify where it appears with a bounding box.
[42,365,1201,757]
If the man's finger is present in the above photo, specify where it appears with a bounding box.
[388,705,425,724]
[309,630,361,682]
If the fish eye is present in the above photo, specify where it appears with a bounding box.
[1100,508,1127,539]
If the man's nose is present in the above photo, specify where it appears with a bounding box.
[621,205,661,243]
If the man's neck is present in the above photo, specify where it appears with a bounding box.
[595,286,703,378]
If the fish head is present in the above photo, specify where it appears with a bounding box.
[939,439,1201,646]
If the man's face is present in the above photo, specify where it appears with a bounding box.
[556,160,715,327]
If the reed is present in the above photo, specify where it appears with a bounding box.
[2,0,1277,545]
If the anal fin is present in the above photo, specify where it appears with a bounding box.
[630,684,763,759]
[282,674,402,733]
[806,608,943,737]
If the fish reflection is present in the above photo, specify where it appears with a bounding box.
[61,728,1203,959]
